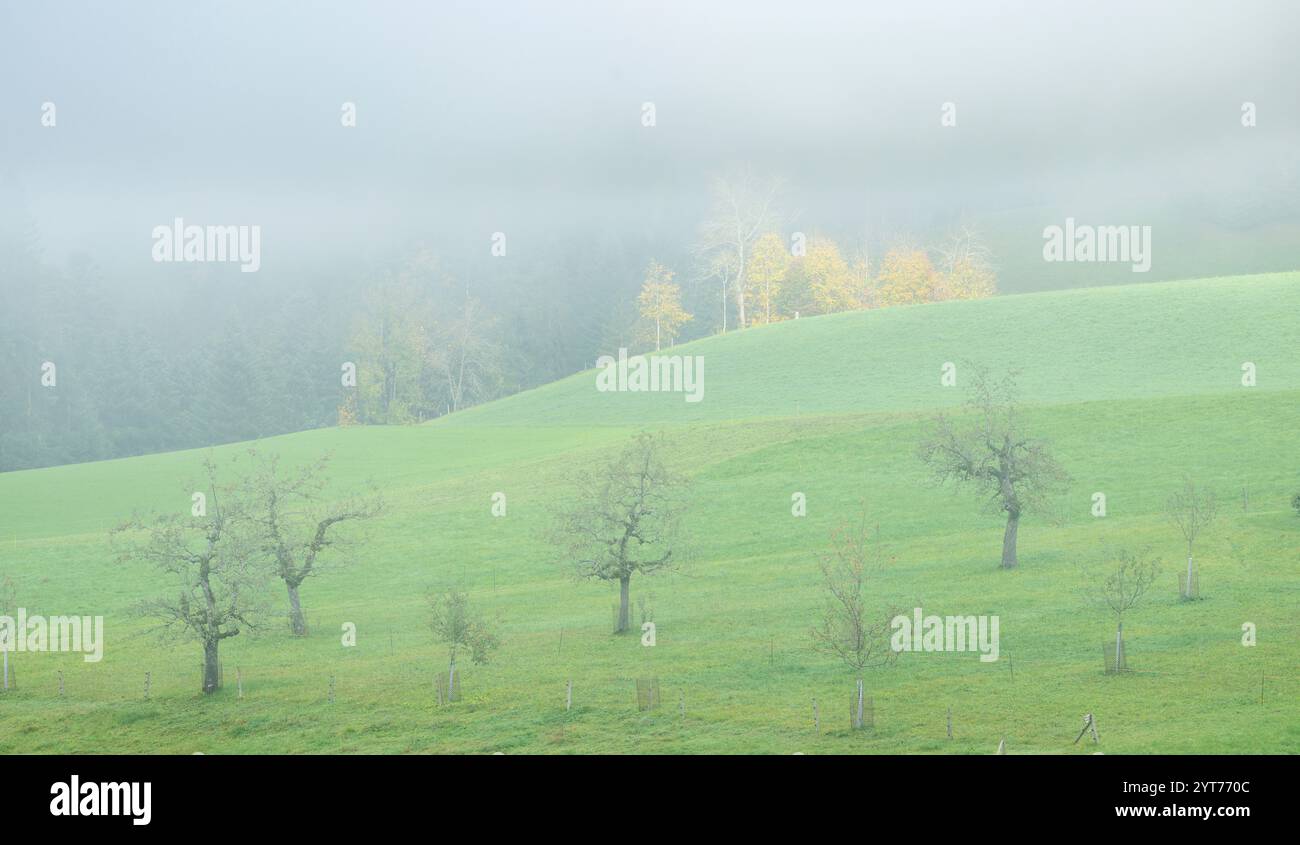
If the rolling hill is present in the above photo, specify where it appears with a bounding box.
[0,272,1297,754]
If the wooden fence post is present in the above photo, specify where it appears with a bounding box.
[1074,713,1101,745]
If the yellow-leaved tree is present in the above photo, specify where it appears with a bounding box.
[875,248,939,306]
[744,232,790,326]
[936,258,997,300]
[637,261,692,350]
[347,271,436,424]
[805,236,860,315]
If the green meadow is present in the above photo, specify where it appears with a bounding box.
[0,272,1297,754]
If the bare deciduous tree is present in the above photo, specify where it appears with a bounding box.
[936,223,992,269]
[428,589,499,699]
[810,510,901,729]
[693,249,737,333]
[934,223,997,300]
[113,456,268,694]
[694,168,783,331]
[1081,546,1161,671]
[919,366,1069,569]
[431,293,503,414]
[553,432,688,633]
[243,450,382,636]
[1166,477,1217,600]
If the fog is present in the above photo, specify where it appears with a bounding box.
[2,0,1298,469]
[4,0,1297,274]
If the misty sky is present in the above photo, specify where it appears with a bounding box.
[2,0,1298,289]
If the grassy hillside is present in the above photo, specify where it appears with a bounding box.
[451,272,1300,426]
[0,273,1297,754]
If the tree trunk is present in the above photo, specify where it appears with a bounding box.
[616,576,631,633]
[287,582,307,636]
[1114,619,1123,671]
[1001,511,1020,569]
[854,679,864,729]
[203,639,220,694]
[735,238,747,328]
[722,274,733,330]
[1185,554,1194,599]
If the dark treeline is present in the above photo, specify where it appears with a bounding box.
[22,160,1232,473]
[0,182,704,472]
[1,239,347,471]
[0,163,1010,472]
